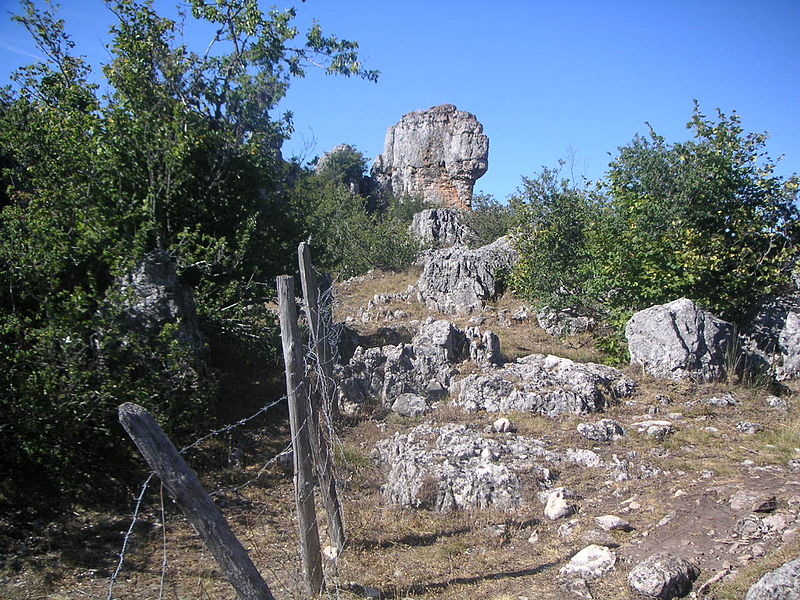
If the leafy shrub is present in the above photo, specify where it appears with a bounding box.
[462,192,515,247]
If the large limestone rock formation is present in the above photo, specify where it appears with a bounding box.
[371,104,488,209]
[740,294,800,380]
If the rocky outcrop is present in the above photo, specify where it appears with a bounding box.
[408,208,475,247]
[417,236,517,314]
[740,295,800,380]
[628,553,700,599]
[452,354,635,417]
[337,319,503,411]
[625,298,734,382]
[746,556,800,600]
[371,423,556,511]
[117,250,203,353]
[371,104,488,209]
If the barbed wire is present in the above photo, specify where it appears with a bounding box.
[108,272,349,600]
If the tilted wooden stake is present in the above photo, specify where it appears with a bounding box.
[298,242,346,552]
[276,274,324,596]
[118,403,275,600]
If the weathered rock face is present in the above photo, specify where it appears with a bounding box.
[336,319,481,411]
[408,208,475,247]
[746,556,800,600]
[371,423,555,511]
[740,295,800,380]
[452,354,635,418]
[627,553,700,599]
[417,236,517,315]
[371,104,488,209]
[117,250,204,353]
[625,298,734,382]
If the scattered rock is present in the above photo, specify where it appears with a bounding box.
[625,298,734,382]
[559,544,616,580]
[695,393,738,407]
[409,207,476,247]
[595,515,633,532]
[627,552,700,599]
[545,489,575,521]
[391,393,429,417]
[453,354,635,417]
[632,420,675,440]
[493,417,513,433]
[766,396,789,410]
[417,236,517,314]
[565,448,604,468]
[558,519,579,538]
[752,496,779,513]
[371,104,489,210]
[737,421,765,435]
[577,419,626,443]
[536,308,597,338]
[583,529,618,547]
[745,556,800,600]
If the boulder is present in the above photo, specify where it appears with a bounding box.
[625,298,734,382]
[371,423,555,512]
[391,393,429,417]
[452,354,635,418]
[559,544,616,580]
[544,489,575,520]
[745,556,800,600]
[371,104,488,210]
[117,250,203,353]
[627,552,700,599]
[409,208,475,247]
[417,236,517,315]
[740,295,800,380]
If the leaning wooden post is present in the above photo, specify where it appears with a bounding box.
[276,275,324,596]
[118,403,275,600]
[298,242,346,553]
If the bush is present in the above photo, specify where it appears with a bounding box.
[511,105,799,340]
[462,192,514,248]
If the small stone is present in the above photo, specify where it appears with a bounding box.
[737,421,764,435]
[751,544,766,558]
[629,501,642,510]
[730,490,761,511]
[493,417,513,433]
[633,419,675,440]
[527,529,539,544]
[559,544,616,580]
[674,489,687,497]
[752,496,778,513]
[766,395,789,410]
[782,527,799,544]
[545,490,575,521]
[596,515,633,532]
[583,529,618,547]
[658,511,677,527]
[577,418,626,442]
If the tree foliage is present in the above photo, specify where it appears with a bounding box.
[512,105,800,337]
[0,0,376,505]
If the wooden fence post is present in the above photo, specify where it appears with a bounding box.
[276,275,324,596]
[117,403,275,600]
[298,242,346,553]
[298,241,340,423]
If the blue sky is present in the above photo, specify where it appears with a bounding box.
[1,0,798,201]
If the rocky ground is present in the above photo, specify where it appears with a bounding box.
[3,265,800,600]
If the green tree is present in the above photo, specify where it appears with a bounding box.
[0,0,376,506]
